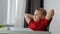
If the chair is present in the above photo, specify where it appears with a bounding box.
[44,18,52,31]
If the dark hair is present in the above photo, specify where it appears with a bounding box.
[35,8,47,16]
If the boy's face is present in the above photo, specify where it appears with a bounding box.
[33,10,44,22]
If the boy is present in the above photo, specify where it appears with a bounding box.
[24,8,54,31]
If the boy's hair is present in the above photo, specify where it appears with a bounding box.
[35,8,47,16]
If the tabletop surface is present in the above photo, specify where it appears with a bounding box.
[0,27,51,34]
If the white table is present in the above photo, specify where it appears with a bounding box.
[0,27,51,34]
[0,31,51,34]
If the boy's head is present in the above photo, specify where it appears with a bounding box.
[33,8,47,22]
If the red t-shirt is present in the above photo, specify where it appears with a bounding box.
[28,17,48,31]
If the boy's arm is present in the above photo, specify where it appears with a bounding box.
[46,9,54,20]
[24,13,33,24]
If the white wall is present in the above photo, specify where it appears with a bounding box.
[44,0,60,34]
[15,0,26,27]
[0,0,8,24]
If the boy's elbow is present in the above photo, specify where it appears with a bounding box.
[46,9,54,20]
[24,14,28,17]
[50,9,54,16]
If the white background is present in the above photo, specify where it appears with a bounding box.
[0,0,26,27]
[44,0,60,34]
